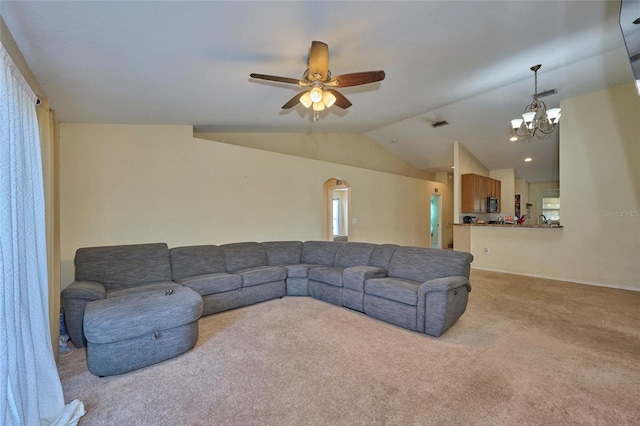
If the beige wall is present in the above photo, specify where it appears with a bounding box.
[59,124,450,288]
[453,141,490,222]
[490,168,515,218]
[468,82,640,290]
[196,132,433,180]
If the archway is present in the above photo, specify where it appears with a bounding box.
[322,178,351,241]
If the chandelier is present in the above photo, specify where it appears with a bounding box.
[510,64,561,141]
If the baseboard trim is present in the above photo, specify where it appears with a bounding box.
[471,266,640,292]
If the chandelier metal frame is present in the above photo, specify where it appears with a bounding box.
[510,64,561,141]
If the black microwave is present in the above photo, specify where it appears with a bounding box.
[487,197,499,213]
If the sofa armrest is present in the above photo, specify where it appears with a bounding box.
[418,276,471,295]
[61,281,106,348]
[343,266,387,292]
[417,276,471,337]
[61,280,107,301]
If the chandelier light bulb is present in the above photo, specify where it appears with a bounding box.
[522,111,536,124]
[511,119,524,130]
[546,108,561,123]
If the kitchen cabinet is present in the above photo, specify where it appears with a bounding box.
[461,173,501,213]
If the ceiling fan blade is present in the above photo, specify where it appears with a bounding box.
[308,41,329,79]
[281,92,306,109]
[250,73,302,85]
[326,89,352,109]
[329,70,386,87]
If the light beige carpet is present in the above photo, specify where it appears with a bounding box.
[57,270,640,425]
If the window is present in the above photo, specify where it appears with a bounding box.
[540,189,560,222]
[332,198,340,236]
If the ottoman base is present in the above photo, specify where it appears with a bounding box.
[84,286,203,376]
[87,321,198,376]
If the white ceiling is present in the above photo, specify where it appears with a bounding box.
[1,0,635,183]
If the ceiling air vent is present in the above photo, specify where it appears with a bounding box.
[431,120,449,128]
[534,88,557,98]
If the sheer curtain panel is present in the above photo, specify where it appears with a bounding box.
[1,45,84,425]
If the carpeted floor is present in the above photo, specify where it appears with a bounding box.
[57,269,640,425]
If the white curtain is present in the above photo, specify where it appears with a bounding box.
[1,46,84,425]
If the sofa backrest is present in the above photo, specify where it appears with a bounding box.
[74,243,172,290]
[387,247,473,283]
[368,244,399,270]
[169,245,226,280]
[221,242,268,272]
[262,241,303,266]
[301,241,343,266]
[334,242,377,268]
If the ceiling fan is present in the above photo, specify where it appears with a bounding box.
[250,41,385,118]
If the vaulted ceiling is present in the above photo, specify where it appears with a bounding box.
[1,1,634,182]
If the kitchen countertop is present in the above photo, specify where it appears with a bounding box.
[453,223,563,229]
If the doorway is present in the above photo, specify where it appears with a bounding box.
[323,178,350,241]
[430,194,441,249]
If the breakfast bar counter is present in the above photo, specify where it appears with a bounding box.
[452,223,564,275]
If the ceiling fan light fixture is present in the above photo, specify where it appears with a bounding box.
[310,86,323,103]
[312,101,325,112]
[300,92,313,108]
[322,91,336,108]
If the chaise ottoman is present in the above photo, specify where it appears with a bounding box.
[83,285,203,376]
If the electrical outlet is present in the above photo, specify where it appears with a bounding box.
[484,247,490,254]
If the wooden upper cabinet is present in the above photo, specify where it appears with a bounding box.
[461,173,501,213]
[488,179,501,199]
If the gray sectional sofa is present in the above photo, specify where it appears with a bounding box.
[62,240,473,352]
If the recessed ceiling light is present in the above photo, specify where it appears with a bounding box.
[391,139,398,144]
[524,157,532,162]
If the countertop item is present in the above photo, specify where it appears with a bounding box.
[453,223,563,229]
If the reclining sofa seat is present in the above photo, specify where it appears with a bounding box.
[61,243,177,347]
[170,242,286,316]
[308,242,383,306]
[364,246,473,337]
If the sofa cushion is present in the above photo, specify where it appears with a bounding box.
[75,243,172,290]
[170,245,226,280]
[308,266,344,287]
[262,241,303,266]
[234,266,287,287]
[334,243,377,268]
[301,241,342,266]
[176,273,242,295]
[221,242,268,272]
[365,277,420,306]
[388,247,473,283]
[368,244,399,270]
[285,264,321,278]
